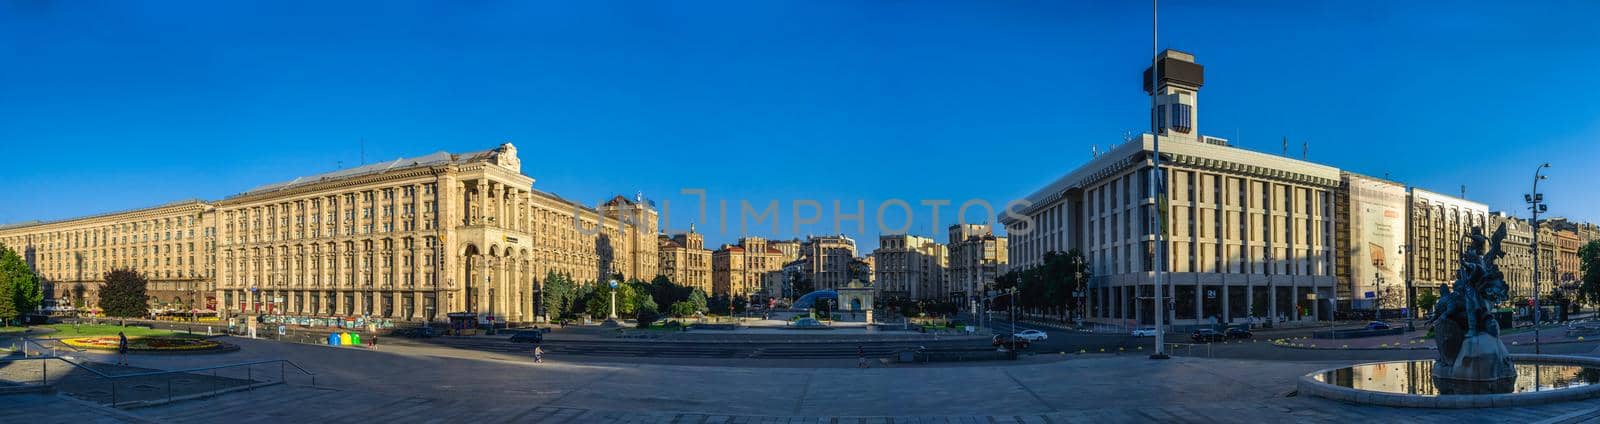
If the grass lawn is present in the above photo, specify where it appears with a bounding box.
[6,323,201,339]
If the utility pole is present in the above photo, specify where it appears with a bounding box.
[1527,163,1550,354]
[1148,0,1169,361]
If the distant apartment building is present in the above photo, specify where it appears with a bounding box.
[948,224,1007,306]
[796,235,859,291]
[1490,212,1536,299]
[1407,188,1488,302]
[871,234,947,301]
[657,225,712,294]
[711,236,787,299]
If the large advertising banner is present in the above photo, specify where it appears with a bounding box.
[1350,175,1407,311]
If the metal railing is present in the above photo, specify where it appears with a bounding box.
[1164,342,1213,358]
[5,337,75,357]
[0,355,316,407]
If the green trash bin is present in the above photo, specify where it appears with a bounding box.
[351,333,362,345]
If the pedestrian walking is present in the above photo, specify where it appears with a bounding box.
[116,331,129,365]
[856,344,868,369]
[369,333,378,350]
[533,344,545,363]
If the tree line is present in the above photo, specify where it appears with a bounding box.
[990,249,1092,318]
[538,271,732,325]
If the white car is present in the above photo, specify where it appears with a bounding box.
[1131,327,1157,337]
[1014,329,1048,341]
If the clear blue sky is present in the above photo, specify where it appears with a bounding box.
[3,1,1597,253]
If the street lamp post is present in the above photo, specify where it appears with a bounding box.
[608,278,619,320]
[1527,163,1550,354]
[1400,244,1413,331]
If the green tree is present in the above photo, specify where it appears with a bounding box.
[0,244,42,324]
[670,301,698,318]
[1416,290,1440,318]
[99,268,150,324]
[540,271,576,320]
[1578,240,1600,305]
[687,289,709,314]
[0,245,19,325]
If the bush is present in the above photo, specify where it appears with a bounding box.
[635,308,662,327]
[670,301,698,318]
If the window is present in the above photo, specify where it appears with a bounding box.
[1171,103,1196,132]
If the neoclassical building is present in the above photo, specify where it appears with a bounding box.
[2,143,656,326]
[657,225,713,293]
[871,234,947,301]
[0,200,217,313]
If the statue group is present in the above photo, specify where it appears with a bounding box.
[1425,224,1517,394]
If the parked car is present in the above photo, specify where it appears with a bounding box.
[1224,327,1253,339]
[1131,327,1157,337]
[1365,321,1393,330]
[992,334,1031,349]
[1014,329,1048,342]
[507,330,545,343]
[1190,329,1226,343]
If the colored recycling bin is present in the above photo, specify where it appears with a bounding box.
[328,333,341,346]
[340,332,353,345]
[351,333,362,345]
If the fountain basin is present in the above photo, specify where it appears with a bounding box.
[1298,354,1600,408]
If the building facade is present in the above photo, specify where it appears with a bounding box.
[1002,50,1340,326]
[657,225,712,294]
[1406,188,1488,303]
[711,236,789,299]
[871,234,947,301]
[948,224,1007,306]
[0,200,217,314]
[1490,212,1537,299]
[797,235,859,291]
[1,143,658,326]
[1334,172,1407,312]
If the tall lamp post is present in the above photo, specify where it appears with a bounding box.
[608,277,620,320]
[1400,244,1413,331]
[1148,0,1170,361]
[1527,162,1550,354]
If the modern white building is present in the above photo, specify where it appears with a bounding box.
[1001,50,1340,327]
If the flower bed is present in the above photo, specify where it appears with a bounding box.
[61,336,223,351]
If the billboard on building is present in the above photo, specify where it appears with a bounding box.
[1348,175,1407,310]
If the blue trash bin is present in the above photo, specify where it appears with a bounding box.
[328,332,341,346]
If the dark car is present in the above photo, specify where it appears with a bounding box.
[992,334,1030,349]
[1365,321,1392,330]
[507,330,545,343]
[1224,327,1253,339]
[1191,329,1226,343]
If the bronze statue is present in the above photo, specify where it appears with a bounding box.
[1426,224,1516,394]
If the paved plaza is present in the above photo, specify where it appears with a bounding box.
[7,335,1600,423]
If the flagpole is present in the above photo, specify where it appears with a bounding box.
[1149,0,1169,360]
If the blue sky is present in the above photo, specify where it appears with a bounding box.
[2,1,1597,253]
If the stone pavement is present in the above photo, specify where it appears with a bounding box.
[11,336,1600,422]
